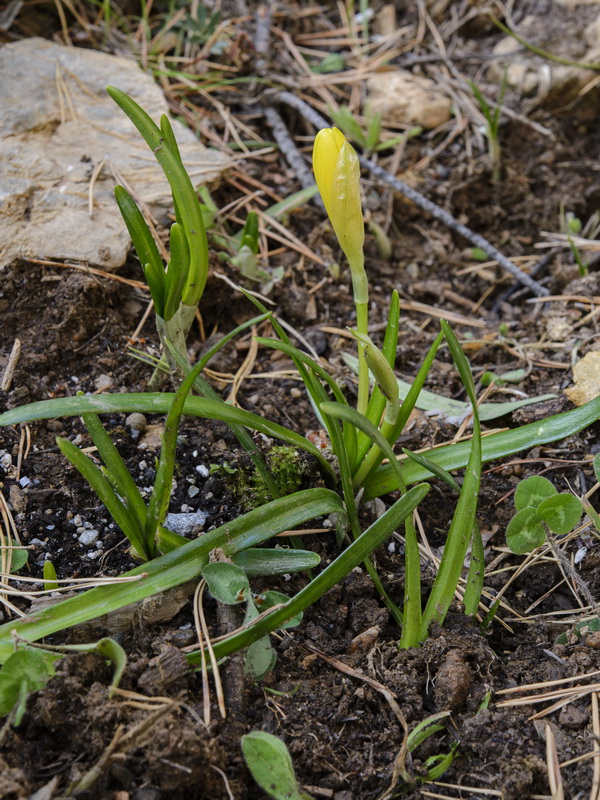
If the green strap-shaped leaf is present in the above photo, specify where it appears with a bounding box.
[56,436,149,559]
[107,87,208,306]
[114,185,166,315]
[420,321,482,636]
[163,222,190,322]
[0,488,344,663]
[364,394,600,499]
[82,412,147,529]
[0,393,335,484]
[188,483,429,665]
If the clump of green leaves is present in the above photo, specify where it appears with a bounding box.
[108,87,209,374]
[506,475,582,554]
[396,712,459,787]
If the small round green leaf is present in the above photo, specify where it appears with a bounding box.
[202,562,250,604]
[506,508,546,554]
[7,541,28,572]
[244,637,277,680]
[537,494,582,535]
[241,731,312,800]
[514,476,557,511]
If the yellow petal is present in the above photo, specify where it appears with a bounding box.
[313,127,345,216]
[329,141,364,269]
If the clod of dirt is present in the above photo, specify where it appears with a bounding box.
[0,756,31,799]
[558,702,589,729]
[433,649,473,711]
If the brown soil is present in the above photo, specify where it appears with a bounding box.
[2,2,600,799]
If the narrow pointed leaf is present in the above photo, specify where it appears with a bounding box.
[0,489,343,663]
[0,394,335,483]
[363,395,600,498]
[188,483,429,665]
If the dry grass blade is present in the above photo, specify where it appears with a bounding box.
[427,781,502,797]
[193,579,225,725]
[592,692,600,800]
[227,326,259,406]
[545,722,564,800]
[497,671,600,723]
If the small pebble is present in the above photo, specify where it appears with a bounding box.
[558,703,588,730]
[29,538,48,549]
[188,486,200,498]
[94,374,113,392]
[78,529,99,546]
[126,413,147,433]
[196,465,209,477]
[164,510,207,535]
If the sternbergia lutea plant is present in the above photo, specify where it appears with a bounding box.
[1,105,600,666]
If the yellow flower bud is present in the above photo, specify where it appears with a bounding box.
[313,128,365,283]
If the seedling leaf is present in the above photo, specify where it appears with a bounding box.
[241,731,313,800]
[0,649,55,725]
[514,475,557,511]
[232,548,320,576]
[244,636,277,680]
[537,494,582,535]
[7,541,28,572]
[202,562,250,604]
[506,508,545,554]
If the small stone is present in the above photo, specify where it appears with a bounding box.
[585,631,600,649]
[78,529,99,546]
[366,69,452,129]
[94,374,114,392]
[9,484,27,513]
[290,387,302,399]
[164,510,207,535]
[565,350,600,406]
[188,485,200,498]
[195,465,209,477]
[29,538,48,549]
[558,703,588,730]
[126,413,147,432]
